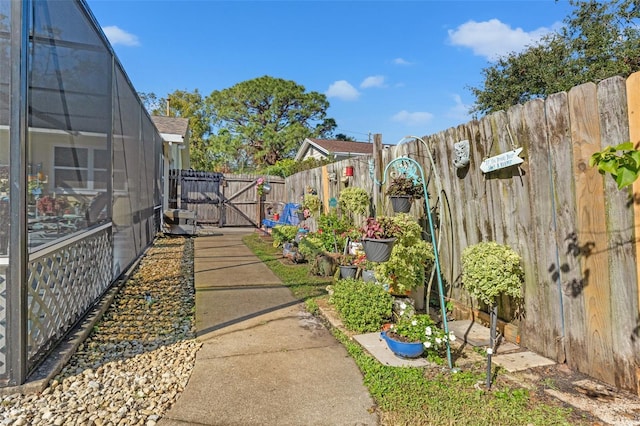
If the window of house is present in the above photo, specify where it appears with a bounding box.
[54,146,124,191]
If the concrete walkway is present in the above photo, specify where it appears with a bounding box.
[159,229,378,426]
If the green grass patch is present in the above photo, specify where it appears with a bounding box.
[242,233,332,300]
[332,329,587,426]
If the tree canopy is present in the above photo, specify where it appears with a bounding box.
[142,76,337,171]
[206,76,336,169]
[470,0,640,116]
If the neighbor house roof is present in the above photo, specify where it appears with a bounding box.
[151,116,189,143]
[294,138,373,161]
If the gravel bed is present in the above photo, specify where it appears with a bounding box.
[0,236,201,426]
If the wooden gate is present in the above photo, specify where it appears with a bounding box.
[168,170,286,227]
[168,169,223,225]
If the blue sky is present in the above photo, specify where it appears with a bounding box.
[85,0,574,145]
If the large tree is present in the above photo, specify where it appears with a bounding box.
[165,89,211,170]
[206,75,337,167]
[470,0,640,116]
[140,90,214,170]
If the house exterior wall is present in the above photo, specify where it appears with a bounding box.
[302,146,326,161]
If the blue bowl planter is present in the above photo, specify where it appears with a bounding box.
[380,330,424,358]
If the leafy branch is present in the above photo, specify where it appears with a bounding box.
[589,142,640,190]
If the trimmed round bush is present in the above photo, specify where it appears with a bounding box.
[461,241,524,306]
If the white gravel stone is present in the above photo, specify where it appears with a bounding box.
[0,238,201,426]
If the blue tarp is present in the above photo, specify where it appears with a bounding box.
[262,203,302,228]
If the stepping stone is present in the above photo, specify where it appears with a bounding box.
[354,332,430,367]
[447,319,520,353]
[492,351,555,372]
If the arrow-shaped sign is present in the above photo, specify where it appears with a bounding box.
[480,148,524,173]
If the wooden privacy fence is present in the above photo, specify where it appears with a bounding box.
[168,170,285,227]
[285,72,640,394]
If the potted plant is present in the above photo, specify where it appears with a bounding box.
[301,193,321,218]
[337,254,358,279]
[461,241,524,388]
[271,225,299,248]
[373,214,434,295]
[36,195,70,216]
[381,312,455,358]
[385,174,423,213]
[354,256,377,283]
[360,216,401,262]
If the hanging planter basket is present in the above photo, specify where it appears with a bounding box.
[362,238,396,262]
[390,195,412,213]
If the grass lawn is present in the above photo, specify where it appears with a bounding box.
[243,233,594,426]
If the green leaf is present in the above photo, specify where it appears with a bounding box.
[615,166,639,189]
[614,142,634,151]
[598,159,619,176]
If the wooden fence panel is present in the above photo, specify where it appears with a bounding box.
[569,81,614,385]
[598,76,638,391]
[545,91,579,366]
[520,99,564,359]
[480,113,500,243]
[431,130,460,294]
[628,71,640,394]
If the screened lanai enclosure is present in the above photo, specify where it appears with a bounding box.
[0,0,163,386]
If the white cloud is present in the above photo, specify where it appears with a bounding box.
[448,19,558,61]
[360,75,386,89]
[447,94,472,121]
[393,58,412,65]
[391,110,434,126]
[102,25,140,47]
[325,80,360,101]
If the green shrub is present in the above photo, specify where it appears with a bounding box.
[271,225,299,247]
[302,193,321,216]
[339,187,370,216]
[373,214,435,294]
[330,278,393,332]
[297,233,326,258]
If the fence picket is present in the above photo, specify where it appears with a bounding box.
[569,82,614,385]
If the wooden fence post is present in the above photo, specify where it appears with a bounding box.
[628,71,640,396]
[372,134,383,216]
